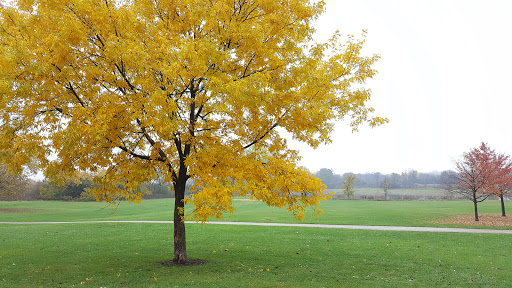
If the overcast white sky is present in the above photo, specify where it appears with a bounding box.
[7,0,511,178]
[288,0,512,175]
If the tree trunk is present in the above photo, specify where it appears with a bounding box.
[500,194,506,217]
[473,200,479,222]
[173,179,187,263]
[471,190,479,221]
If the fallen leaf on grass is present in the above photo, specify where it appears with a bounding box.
[434,214,512,226]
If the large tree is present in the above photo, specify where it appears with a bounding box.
[0,0,387,263]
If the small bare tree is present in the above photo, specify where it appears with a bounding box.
[382,178,390,200]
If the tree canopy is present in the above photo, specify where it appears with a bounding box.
[1,0,387,263]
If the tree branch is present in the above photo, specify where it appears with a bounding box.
[243,122,279,150]
[117,145,151,161]
[65,82,86,108]
[115,61,136,91]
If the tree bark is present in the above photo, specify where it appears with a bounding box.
[500,194,506,217]
[473,198,479,222]
[173,179,187,264]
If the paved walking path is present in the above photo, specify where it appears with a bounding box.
[1,220,511,234]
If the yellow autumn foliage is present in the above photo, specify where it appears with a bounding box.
[0,0,387,222]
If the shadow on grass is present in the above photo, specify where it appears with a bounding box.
[160,259,208,267]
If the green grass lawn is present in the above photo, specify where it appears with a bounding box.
[1,199,511,287]
[0,199,175,222]
[219,199,508,228]
[1,222,511,287]
[0,198,509,228]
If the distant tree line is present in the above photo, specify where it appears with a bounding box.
[314,168,448,190]
[0,165,36,200]
[0,165,192,201]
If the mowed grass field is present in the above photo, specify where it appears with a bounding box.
[1,199,511,287]
[0,198,510,228]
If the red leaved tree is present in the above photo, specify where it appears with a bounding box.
[484,150,512,217]
[445,143,510,221]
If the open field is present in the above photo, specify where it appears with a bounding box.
[1,199,511,287]
[332,187,447,196]
[1,198,511,228]
[329,188,451,200]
